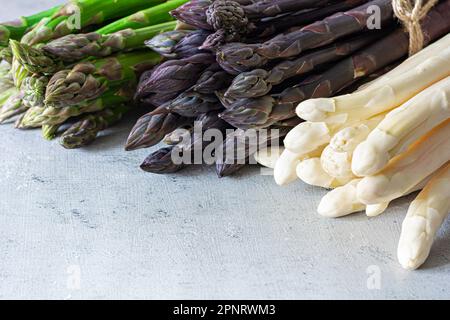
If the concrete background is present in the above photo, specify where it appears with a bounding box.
[0,0,449,300]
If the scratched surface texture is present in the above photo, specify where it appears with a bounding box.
[0,1,449,300]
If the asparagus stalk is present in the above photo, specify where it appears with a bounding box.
[45,51,161,108]
[170,0,214,30]
[60,105,130,149]
[220,18,450,130]
[141,111,230,174]
[20,92,127,128]
[96,0,188,35]
[352,76,450,177]
[0,87,17,107]
[21,0,166,46]
[357,120,450,205]
[296,157,352,189]
[150,30,209,59]
[141,146,186,174]
[164,91,222,117]
[42,124,60,140]
[125,111,190,151]
[145,29,192,58]
[21,75,49,108]
[216,126,290,177]
[0,5,62,46]
[254,146,285,170]
[398,163,450,270]
[320,113,386,180]
[224,32,386,99]
[10,39,65,75]
[40,21,177,63]
[0,46,13,64]
[250,0,368,38]
[135,53,215,106]
[217,0,394,74]
[0,91,25,123]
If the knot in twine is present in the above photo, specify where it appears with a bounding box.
[392,0,438,56]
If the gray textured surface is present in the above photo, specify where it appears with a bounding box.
[0,1,449,300]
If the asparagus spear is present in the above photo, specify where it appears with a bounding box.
[398,163,450,270]
[141,146,186,174]
[20,92,127,128]
[0,5,62,46]
[22,0,166,46]
[192,67,233,94]
[40,21,177,63]
[357,120,450,205]
[135,53,215,106]
[10,39,65,75]
[0,91,25,123]
[141,111,230,174]
[125,111,190,151]
[250,0,368,38]
[0,46,13,64]
[96,0,188,35]
[0,64,13,92]
[60,105,130,149]
[21,75,49,108]
[352,76,450,177]
[217,0,394,74]
[145,29,192,58]
[163,91,223,117]
[42,124,60,140]
[225,32,386,99]
[219,23,446,130]
[151,30,209,59]
[45,51,161,108]
[239,0,338,19]
[216,126,291,177]
[170,0,214,30]
[0,87,17,107]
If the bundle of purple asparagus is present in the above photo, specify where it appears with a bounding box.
[128,0,450,177]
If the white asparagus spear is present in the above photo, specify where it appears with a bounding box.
[365,176,432,217]
[352,76,450,176]
[319,175,433,218]
[296,158,352,189]
[283,122,334,154]
[254,146,285,169]
[297,44,450,124]
[358,34,450,91]
[317,179,364,218]
[357,119,450,205]
[274,147,323,186]
[321,114,386,179]
[398,163,450,270]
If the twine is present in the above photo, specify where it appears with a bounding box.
[392,0,439,56]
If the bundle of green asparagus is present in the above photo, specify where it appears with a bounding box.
[128,0,450,177]
[262,34,450,270]
[0,0,190,148]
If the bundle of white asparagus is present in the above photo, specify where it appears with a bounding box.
[255,34,450,270]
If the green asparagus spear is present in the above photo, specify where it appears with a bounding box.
[20,92,127,128]
[60,104,130,149]
[0,5,62,46]
[42,21,177,62]
[10,39,64,75]
[21,0,165,46]
[42,124,60,140]
[0,91,25,123]
[45,51,161,108]
[22,75,49,108]
[0,87,17,107]
[96,0,188,35]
